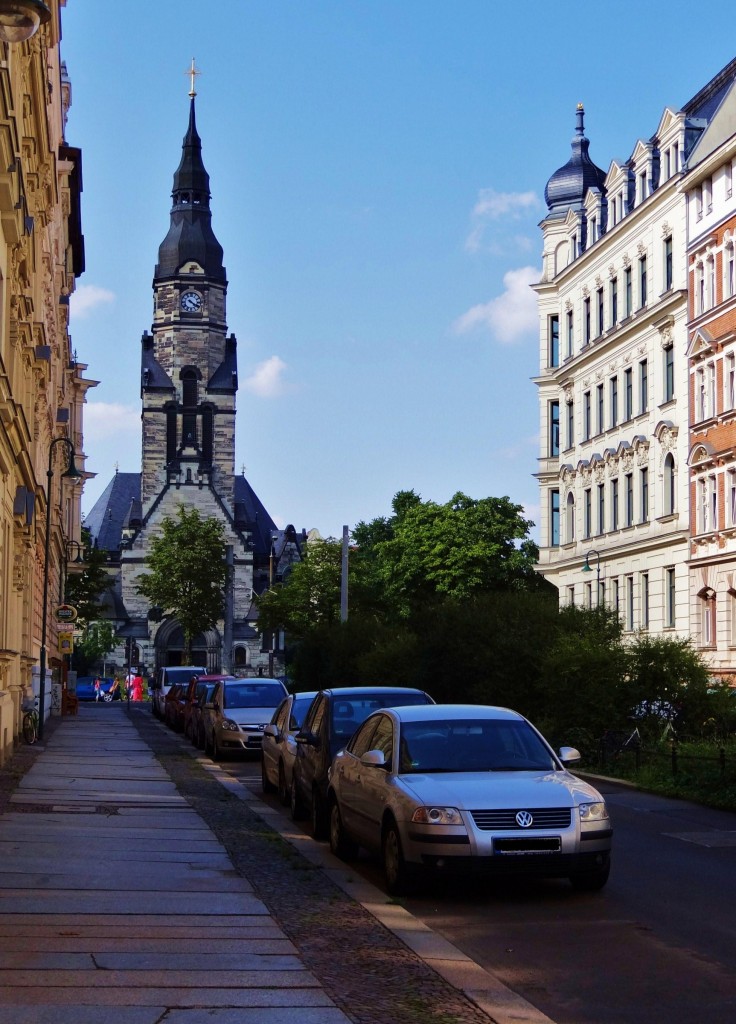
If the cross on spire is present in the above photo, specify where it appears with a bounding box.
[186,58,201,98]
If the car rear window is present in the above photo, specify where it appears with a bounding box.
[223,683,284,709]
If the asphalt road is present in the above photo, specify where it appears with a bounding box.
[225,760,736,1024]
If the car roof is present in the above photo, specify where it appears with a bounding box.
[319,686,431,698]
[382,703,525,723]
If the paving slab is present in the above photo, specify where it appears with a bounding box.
[0,892,266,915]
[0,937,296,954]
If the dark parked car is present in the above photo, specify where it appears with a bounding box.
[262,691,318,805]
[291,686,434,838]
[187,679,220,749]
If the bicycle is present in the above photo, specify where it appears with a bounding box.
[22,699,39,745]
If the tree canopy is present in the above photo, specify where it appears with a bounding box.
[136,506,228,659]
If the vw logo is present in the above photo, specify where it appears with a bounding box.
[516,810,533,828]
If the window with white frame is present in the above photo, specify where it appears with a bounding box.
[612,577,620,617]
[725,239,735,299]
[624,266,632,316]
[665,567,676,628]
[710,474,718,532]
[704,177,713,214]
[696,367,706,421]
[695,185,703,220]
[726,160,734,199]
[730,589,736,645]
[584,487,592,539]
[640,358,648,413]
[624,367,633,420]
[700,588,716,646]
[639,255,648,308]
[626,575,635,630]
[664,235,673,291]
[698,477,708,532]
[611,477,619,530]
[663,453,676,516]
[549,401,560,456]
[664,344,674,402]
[548,315,560,367]
[566,399,574,449]
[696,261,705,314]
[596,383,604,434]
[640,466,649,523]
[610,375,618,427]
[566,309,574,357]
[707,255,716,309]
[610,277,618,327]
[567,585,575,606]
[641,572,650,629]
[729,470,736,527]
[625,473,634,526]
[583,390,591,440]
[566,492,575,543]
[597,483,605,536]
[550,489,560,546]
[584,581,593,609]
[708,362,716,418]
[726,352,736,411]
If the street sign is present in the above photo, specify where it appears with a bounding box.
[58,630,74,654]
[56,604,77,623]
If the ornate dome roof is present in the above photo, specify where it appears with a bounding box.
[544,105,606,215]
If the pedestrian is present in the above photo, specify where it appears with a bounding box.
[94,677,101,702]
[132,673,144,701]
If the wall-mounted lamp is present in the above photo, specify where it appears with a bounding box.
[581,548,604,606]
[0,1,51,44]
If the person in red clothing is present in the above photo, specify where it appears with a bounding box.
[132,674,144,701]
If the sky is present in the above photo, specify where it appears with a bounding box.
[59,0,736,541]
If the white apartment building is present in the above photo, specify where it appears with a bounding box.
[682,68,736,679]
[534,93,701,635]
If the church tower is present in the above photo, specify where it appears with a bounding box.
[84,79,302,675]
[141,92,237,510]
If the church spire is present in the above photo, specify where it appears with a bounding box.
[155,88,226,282]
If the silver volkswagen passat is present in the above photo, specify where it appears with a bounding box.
[327,703,612,895]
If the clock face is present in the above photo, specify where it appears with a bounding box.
[181,291,202,312]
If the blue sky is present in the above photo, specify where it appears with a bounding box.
[61,1,736,540]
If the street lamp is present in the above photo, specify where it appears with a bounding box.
[581,549,604,606]
[38,436,82,740]
[0,1,50,43]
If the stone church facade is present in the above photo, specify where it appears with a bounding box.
[85,95,304,677]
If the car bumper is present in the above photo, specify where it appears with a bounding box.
[218,729,265,750]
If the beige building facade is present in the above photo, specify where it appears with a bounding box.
[0,1,90,758]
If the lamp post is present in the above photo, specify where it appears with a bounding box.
[581,549,603,607]
[0,1,51,43]
[38,436,82,740]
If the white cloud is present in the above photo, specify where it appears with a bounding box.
[453,266,540,344]
[83,402,140,442]
[465,188,540,253]
[243,356,289,398]
[69,284,115,319]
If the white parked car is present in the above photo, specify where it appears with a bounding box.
[261,691,318,804]
[202,677,288,760]
[327,703,612,895]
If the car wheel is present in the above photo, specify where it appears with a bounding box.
[329,797,358,860]
[382,818,414,896]
[103,692,113,703]
[277,762,289,806]
[261,756,275,794]
[290,774,306,820]
[311,788,328,840]
[570,856,611,892]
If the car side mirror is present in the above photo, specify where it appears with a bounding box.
[263,724,279,740]
[213,700,221,713]
[559,746,581,764]
[360,749,387,768]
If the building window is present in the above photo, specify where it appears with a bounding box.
[597,287,604,337]
[597,483,605,536]
[696,262,705,314]
[664,345,674,403]
[703,176,712,214]
[610,277,618,327]
[664,236,673,291]
[550,489,560,546]
[624,367,633,421]
[584,297,591,345]
[625,473,634,527]
[664,453,676,516]
[710,474,718,532]
[613,577,620,617]
[700,588,716,646]
[566,399,574,449]
[549,315,560,367]
[640,466,649,523]
[549,400,560,456]
[639,170,647,203]
[707,255,716,309]
[726,161,734,199]
[708,362,716,418]
[639,358,648,414]
[596,383,604,434]
[665,567,676,628]
[611,477,619,531]
[639,255,647,308]
[729,470,736,527]
[695,185,703,220]
[584,488,592,539]
[727,353,736,411]
[583,391,591,441]
[610,375,618,428]
[725,241,735,298]
[641,573,649,629]
[567,585,575,606]
[566,492,575,543]
[626,575,635,631]
[696,367,706,421]
[624,266,632,317]
[584,581,593,609]
[566,310,574,357]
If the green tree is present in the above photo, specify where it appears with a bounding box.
[136,506,228,660]
[256,538,343,639]
[353,489,544,619]
[76,620,117,672]
[63,528,113,624]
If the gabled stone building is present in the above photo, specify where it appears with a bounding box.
[85,93,304,677]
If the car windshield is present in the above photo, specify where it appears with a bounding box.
[398,719,557,774]
[223,683,283,709]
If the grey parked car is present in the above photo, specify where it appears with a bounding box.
[326,703,612,895]
[261,691,318,804]
[202,677,288,760]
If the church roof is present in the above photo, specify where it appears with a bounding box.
[155,98,226,282]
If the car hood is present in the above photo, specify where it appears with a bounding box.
[399,770,602,809]
[224,707,278,726]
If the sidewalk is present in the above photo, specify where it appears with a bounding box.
[0,704,555,1024]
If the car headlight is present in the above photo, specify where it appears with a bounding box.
[578,801,608,821]
[221,719,240,732]
[411,806,463,825]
